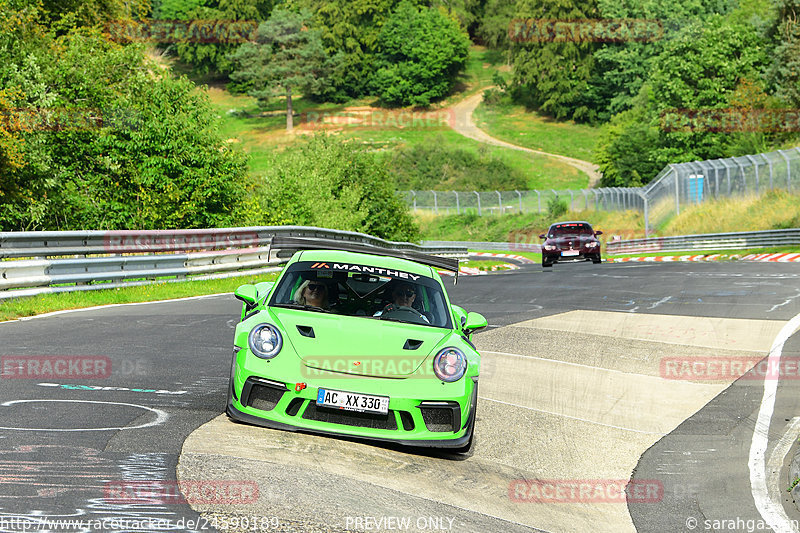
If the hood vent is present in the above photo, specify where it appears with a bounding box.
[403,339,423,350]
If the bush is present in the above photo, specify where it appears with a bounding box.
[386,140,528,191]
[547,196,568,219]
[258,135,419,242]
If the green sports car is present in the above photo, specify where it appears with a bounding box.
[226,238,487,451]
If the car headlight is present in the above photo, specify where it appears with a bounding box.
[248,324,282,359]
[543,244,557,251]
[586,241,599,248]
[433,347,467,382]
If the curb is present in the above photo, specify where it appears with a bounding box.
[610,252,800,263]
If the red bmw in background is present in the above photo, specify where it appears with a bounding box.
[539,221,603,268]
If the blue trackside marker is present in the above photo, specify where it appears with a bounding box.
[317,389,325,403]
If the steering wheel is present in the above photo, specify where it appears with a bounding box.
[381,305,429,324]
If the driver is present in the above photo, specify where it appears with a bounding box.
[373,282,429,322]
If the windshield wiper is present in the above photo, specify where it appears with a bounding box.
[273,303,334,314]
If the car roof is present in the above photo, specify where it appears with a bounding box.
[549,221,593,228]
[292,249,435,278]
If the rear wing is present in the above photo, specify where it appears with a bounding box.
[268,236,460,283]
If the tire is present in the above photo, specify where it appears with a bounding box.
[592,255,602,264]
[542,262,552,268]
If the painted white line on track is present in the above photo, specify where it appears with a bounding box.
[0,293,230,324]
[480,396,666,435]
[0,399,168,431]
[749,312,800,533]
[767,417,800,525]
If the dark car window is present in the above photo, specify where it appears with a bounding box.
[549,223,594,238]
[268,261,452,328]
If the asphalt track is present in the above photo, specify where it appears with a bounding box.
[2,260,800,532]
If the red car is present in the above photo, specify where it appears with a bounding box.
[539,221,603,268]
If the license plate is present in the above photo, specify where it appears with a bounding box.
[316,388,389,414]
[562,250,579,256]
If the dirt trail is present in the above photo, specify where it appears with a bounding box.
[448,90,602,186]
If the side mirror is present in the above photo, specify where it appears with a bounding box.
[594,230,603,236]
[464,312,488,335]
[234,284,258,305]
[538,234,546,239]
[254,281,274,298]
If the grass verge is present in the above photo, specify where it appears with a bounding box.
[473,97,602,162]
[0,274,279,322]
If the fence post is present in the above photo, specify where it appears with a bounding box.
[746,155,759,194]
[569,190,574,210]
[453,191,460,214]
[583,189,589,210]
[514,190,522,213]
[474,191,481,216]
[496,190,502,214]
[637,189,649,238]
[411,190,417,212]
[735,159,746,195]
[761,153,773,190]
[431,190,438,215]
[672,165,680,215]
[779,150,791,191]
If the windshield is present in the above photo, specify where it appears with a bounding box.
[549,223,594,238]
[268,261,452,328]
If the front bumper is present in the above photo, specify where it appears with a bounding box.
[227,366,478,448]
[543,249,601,263]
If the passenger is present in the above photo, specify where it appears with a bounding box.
[294,280,329,309]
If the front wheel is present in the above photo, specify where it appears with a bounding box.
[592,255,602,264]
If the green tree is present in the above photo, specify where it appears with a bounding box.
[508,0,601,122]
[0,13,250,231]
[286,0,424,99]
[767,0,800,107]
[372,1,470,107]
[260,135,419,241]
[170,0,275,75]
[593,16,770,186]
[229,9,340,131]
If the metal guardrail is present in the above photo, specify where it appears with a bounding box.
[606,228,800,254]
[422,241,542,253]
[0,226,467,299]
